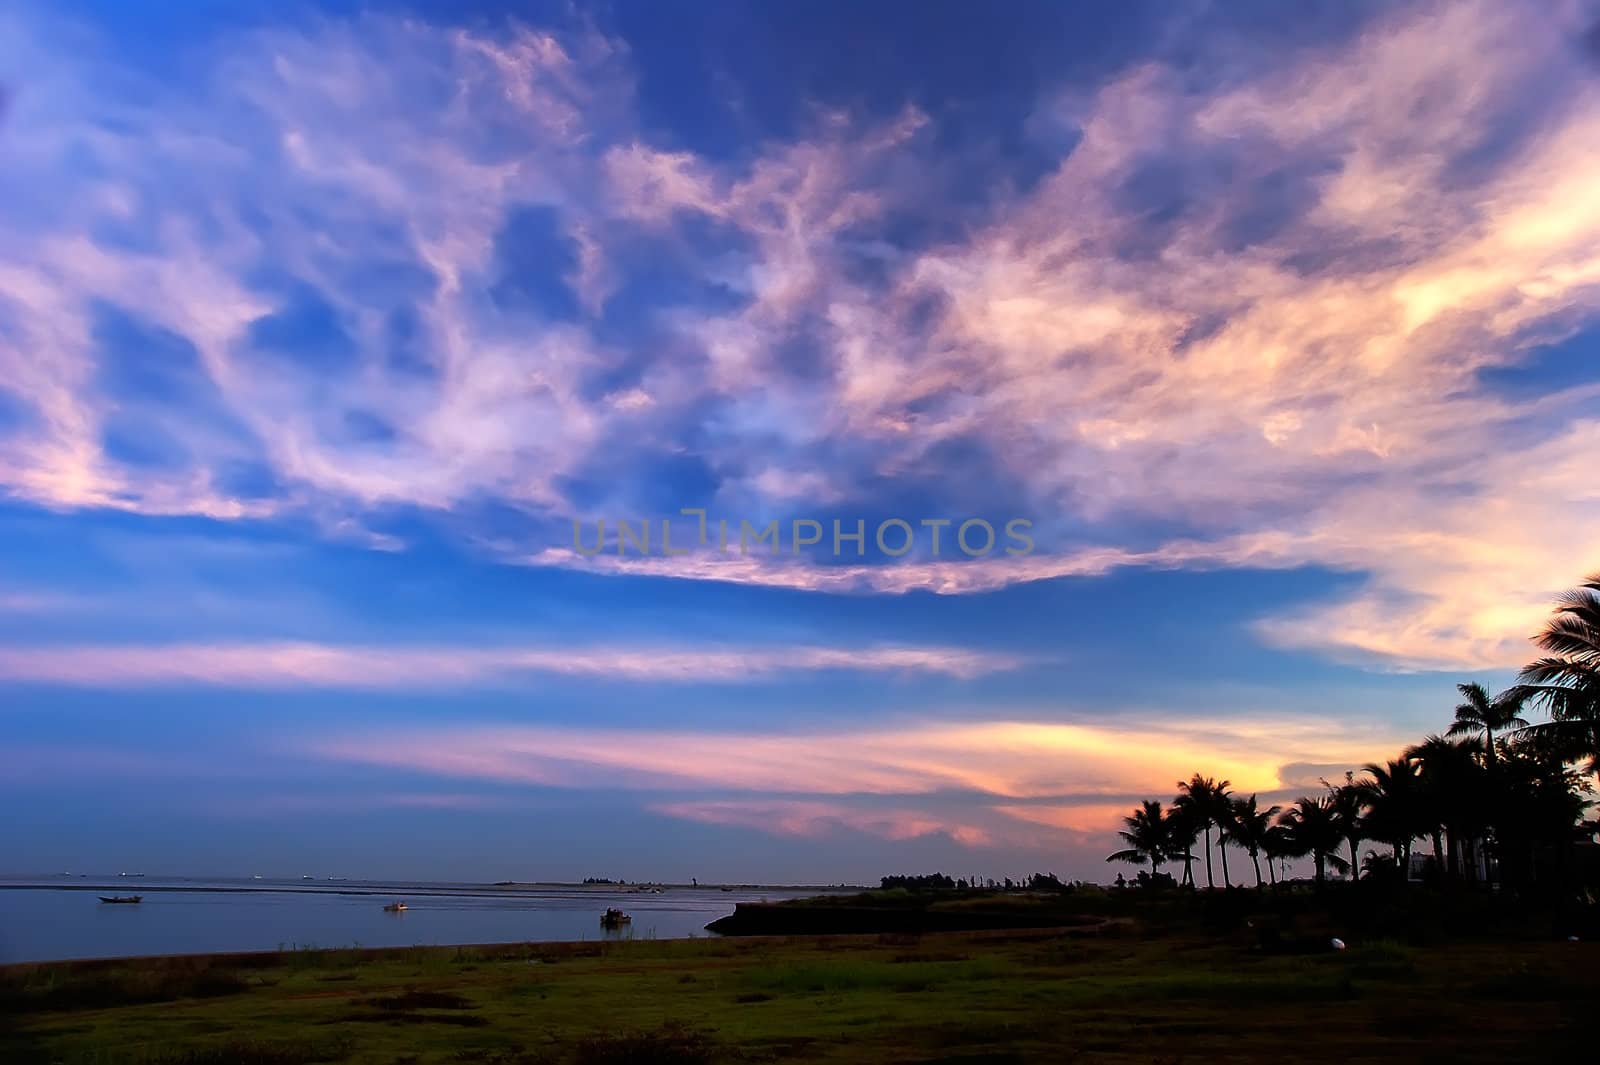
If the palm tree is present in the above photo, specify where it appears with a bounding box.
[1105,800,1171,878]
[1166,803,1200,889]
[1492,734,1593,890]
[1214,787,1239,888]
[1174,775,1230,890]
[1406,734,1485,882]
[1229,794,1281,888]
[1262,823,1292,886]
[1278,795,1351,885]
[1326,773,1366,880]
[1515,574,1600,779]
[1449,682,1528,768]
[1356,759,1422,875]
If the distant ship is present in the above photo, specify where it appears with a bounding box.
[99,895,142,904]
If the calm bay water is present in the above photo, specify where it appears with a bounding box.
[0,877,810,963]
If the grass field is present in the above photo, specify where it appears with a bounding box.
[2,926,1594,1064]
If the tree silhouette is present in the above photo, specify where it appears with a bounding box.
[1214,785,1239,888]
[1165,803,1200,888]
[1406,734,1485,882]
[1106,800,1171,878]
[1515,573,1600,778]
[1229,794,1281,888]
[1450,682,1528,769]
[1357,758,1423,875]
[1326,773,1366,880]
[1277,796,1351,885]
[1174,775,1230,890]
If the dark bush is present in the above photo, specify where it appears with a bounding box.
[573,1023,714,1065]
[0,964,250,1013]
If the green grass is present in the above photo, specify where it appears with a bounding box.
[2,930,1594,1064]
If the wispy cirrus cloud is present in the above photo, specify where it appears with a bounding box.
[0,639,1025,689]
[515,0,1600,669]
[516,532,1311,595]
[1,0,1599,674]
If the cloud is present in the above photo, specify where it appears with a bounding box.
[989,802,1133,839]
[2,0,1600,673]
[308,715,1397,804]
[515,0,1600,669]
[516,531,1308,595]
[301,714,1401,848]
[0,639,1026,688]
[650,799,995,846]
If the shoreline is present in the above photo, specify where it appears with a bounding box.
[0,924,1076,974]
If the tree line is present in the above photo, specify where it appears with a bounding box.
[879,872,1067,892]
[1109,574,1600,893]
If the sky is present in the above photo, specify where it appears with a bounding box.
[2,0,1599,885]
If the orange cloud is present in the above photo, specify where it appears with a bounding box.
[304,714,1400,850]
[309,716,1398,804]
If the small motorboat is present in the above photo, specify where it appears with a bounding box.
[99,895,142,904]
[600,907,631,929]
[383,901,408,912]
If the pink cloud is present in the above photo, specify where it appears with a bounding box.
[3,0,1599,675]
[517,532,1309,595]
[991,803,1131,839]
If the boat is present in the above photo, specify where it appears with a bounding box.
[600,907,631,929]
[382,901,408,912]
[99,895,142,904]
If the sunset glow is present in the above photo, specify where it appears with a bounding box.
[2,0,1598,884]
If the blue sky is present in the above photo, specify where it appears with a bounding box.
[2,0,1599,883]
